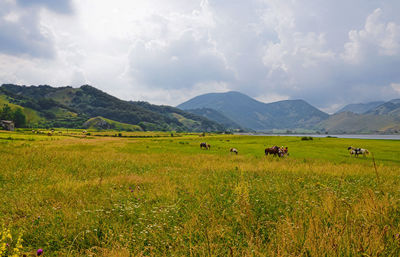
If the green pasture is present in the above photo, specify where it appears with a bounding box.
[120,134,399,165]
[0,130,399,256]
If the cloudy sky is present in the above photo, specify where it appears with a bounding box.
[1,0,400,113]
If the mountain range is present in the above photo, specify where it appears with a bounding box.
[335,101,385,114]
[1,84,399,133]
[178,92,400,133]
[182,107,244,130]
[177,91,329,131]
[317,99,400,133]
[365,99,400,116]
[0,84,224,132]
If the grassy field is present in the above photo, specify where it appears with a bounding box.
[0,130,400,256]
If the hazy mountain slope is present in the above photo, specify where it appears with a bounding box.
[317,112,398,133]
[322,99,400,133]
[262,99,329,129]
[131,101,225,131]
[184,108,244,130]
[178,91,267,128]
[177,91,329,130]
[0,84,224,131]
[365,99,400,117]
[335,101,385,114]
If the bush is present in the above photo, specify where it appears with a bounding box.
[301,136,313,141]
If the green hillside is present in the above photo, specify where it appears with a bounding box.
[83,116,143,131]
[0,84,224,131]
[0,94,43,125]
[0,85,85,128]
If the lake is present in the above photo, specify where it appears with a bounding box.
[237,133,400,140]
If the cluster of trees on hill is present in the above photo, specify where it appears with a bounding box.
[0,84,225,131]
[0,104,26,127]
[73,85,179,127]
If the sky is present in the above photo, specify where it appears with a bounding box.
[0,0,400,113]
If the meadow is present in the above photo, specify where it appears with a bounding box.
[0,130,400,256]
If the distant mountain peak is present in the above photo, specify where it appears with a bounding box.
[335,101,385,114]
[177,91,328,131]
[365,99,400,116]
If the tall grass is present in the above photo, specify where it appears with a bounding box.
[0,131,399,256]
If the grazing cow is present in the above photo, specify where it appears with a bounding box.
[230,148,238,155]
[280,146,289,156]
[358,148,369,157]
[265,146,281,156]
[200,142,209,149]
[348,146,369,157]
[265,146,288,157]
[348,146,357,157]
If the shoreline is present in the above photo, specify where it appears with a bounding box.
[234,133,400,140]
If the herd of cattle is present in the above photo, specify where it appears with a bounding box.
[30,130,371,158]
[201,142,370,158]
[201,142,289,157]
[347,146,370,157]
[264,146,289,157]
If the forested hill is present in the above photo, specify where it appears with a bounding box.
[0,84,224,131]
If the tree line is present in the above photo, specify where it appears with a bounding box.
[0,104,26,127]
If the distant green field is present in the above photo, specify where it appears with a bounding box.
[0,130,399,256]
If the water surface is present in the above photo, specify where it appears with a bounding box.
[236,133,400,140]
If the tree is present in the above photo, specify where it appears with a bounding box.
[13,108,26,128]
[0,104,13,120]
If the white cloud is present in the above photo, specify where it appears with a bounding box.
[0,0,400,113]
[391,83,400,93]
[130,81,230,106]
[342,8,400,63]
[3,12,20,23]
[127,31,233,90]
[255,93,289,104]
